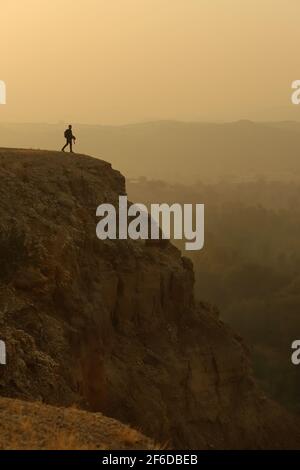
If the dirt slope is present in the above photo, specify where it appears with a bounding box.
[0,396,154,450]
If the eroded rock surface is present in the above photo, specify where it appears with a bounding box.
[0,148,299,449]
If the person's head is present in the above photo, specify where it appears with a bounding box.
[68,125,72,129]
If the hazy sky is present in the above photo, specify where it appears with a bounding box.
[1,0,300,124]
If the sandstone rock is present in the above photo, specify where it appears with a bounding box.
[0,148,299,449]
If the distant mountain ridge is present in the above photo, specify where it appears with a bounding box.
[0,120,300,182]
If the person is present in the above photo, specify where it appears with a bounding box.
[62,125,76,153]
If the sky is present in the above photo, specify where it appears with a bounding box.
[1,0,300,124]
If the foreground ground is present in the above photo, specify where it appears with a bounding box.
[0,397,155,450]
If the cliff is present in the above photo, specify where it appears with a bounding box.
[0,148,299,449]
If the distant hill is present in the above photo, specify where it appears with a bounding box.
[1,120,300,182]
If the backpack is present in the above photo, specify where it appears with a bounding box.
[64,129,69,139]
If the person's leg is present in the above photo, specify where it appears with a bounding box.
[69,140,73,153]
[61,141,68,152]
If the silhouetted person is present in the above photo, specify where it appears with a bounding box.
[62,125,76,153]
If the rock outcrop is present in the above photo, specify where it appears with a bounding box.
[0,148,299,449]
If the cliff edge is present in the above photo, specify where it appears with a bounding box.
[0,148,299,449]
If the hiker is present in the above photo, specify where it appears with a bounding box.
[62,125,76,153]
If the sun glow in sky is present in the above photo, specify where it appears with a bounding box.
[1,0,300,123]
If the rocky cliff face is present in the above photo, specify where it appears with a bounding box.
[0,148,299,449]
